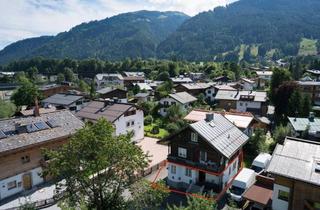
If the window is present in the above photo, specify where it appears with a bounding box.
[171,102,176,105]
[278,190,289,202]
[207,90,211,94]
[233,161,237,170]
[131,121,135,126]
[178,147,187,158]
[229,167,231,175]
[185,168,192,177]
[164,101,169,106]
[7,181,17,190]
[191,132,198,142]
[171,165,176,174]
[126,122,130,127]
[200,151,207,162]
[240,102,243,106]
[21,155,30,164]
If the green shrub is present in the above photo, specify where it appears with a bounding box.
[144,115,153,125]
[166,123,180,133]
[151,125,160,134]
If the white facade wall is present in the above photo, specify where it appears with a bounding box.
[243,83,254,91]
[222,158,239,188]
[236,101,261,113]
[205,173,220,185]
[96,79,124,90]
[114,109,144,142]
[159,97,189,117]
[0,167,43,200]
[272,184,290,210]
[167,163,197,185]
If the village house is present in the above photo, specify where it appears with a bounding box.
[159,92,197,117]
[95,73,124,90]
[215,90,268,116]
[96,87,128,103]
[255,71,273,89]
[175,83,213,97]
[39,84,73,98]
[164,113,249,195]
[287,113,320,140]
[184,109,268,136]
[133,83,153,93]
[267,137,320,210]
[240,78,257,91]
[189,72,205,81]
[297,80,320,106]
[205,84,236,103]
[123,75,145,88]
[76,100,144,142]
[42,93,87,112]
[170,76,193,84]
[0,110,83,200]
[134,92,152,103]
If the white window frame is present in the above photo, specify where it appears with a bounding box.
[171,165,176,174]
[7,180,17,190]
[200,150,207,162]
[185,168,192,177]
[191,132,198,142]
[178,147,187,158]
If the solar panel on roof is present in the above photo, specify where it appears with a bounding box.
[34,121,49,130]
[0,130,7,139]
[47,119,60,128]
[26,124,39,133]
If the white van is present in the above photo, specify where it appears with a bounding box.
[229,168,256,202]
[251,153,272,174]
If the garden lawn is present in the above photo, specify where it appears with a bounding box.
[144,124,169,139]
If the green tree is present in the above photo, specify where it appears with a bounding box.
[43,119,148,210]
[166,104,186,123]
[168,196,216,210]
[64,67,75,82]
[273,125,293,145]
[270,68,291,103]
[11,81,42,107]
[157,71,170,81]
[128,180,169,210]
[0,100,16,119]
[57,73,65,83]
[78,80,90,93]
[301,94,312,117]
[244,129,268,157]
[287,90,303,117]
[26,66,39,81]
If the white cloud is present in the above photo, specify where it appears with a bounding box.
[0,0,237,50]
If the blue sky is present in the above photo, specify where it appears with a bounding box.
[0,0,236,50]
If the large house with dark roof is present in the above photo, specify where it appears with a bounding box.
[215,90,268,116]
[165,113,249,195]
[267,137,320,210]
[0,110,83,200]
[42,93,87,112]
[159,92,197,117]
[76,100,144,142]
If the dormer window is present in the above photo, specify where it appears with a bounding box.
[191,132,198,142]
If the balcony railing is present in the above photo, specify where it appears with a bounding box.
[168,155,221,173]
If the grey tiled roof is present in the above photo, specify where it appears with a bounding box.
[0,110,84,154]
[288,117,320,132]
[190,113,249,158]
[267,137,320,186]
[76,101,133,123]
[96,87,126,94]
[180,83,213,90]
[215,90,267,102]
[169,92,197,104]
[42,94,83,106]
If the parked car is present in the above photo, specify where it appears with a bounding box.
[229,168,256,202]
[250,153,272,174]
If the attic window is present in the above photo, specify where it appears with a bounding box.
[191,132,198,142]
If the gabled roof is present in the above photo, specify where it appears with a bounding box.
[241,78,255,84]
[178,83,213,90]
[255,71,273,76]
[288,117,320,133]
[170,77,193,83]
[96,87,126,95]
[190,113,249,158]
[169,92,197,104]
[134,83,153,91]
[0,110,84,155]
[76,101,135,123]
[215,90,267,102]
[95,73,123,81]
[42,93,84,106]
[267,137,320,186]
[184,110,254,129]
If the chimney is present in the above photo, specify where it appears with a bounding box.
[309,112,315,122]
[34,98,40,117]
[205,113,214,122]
